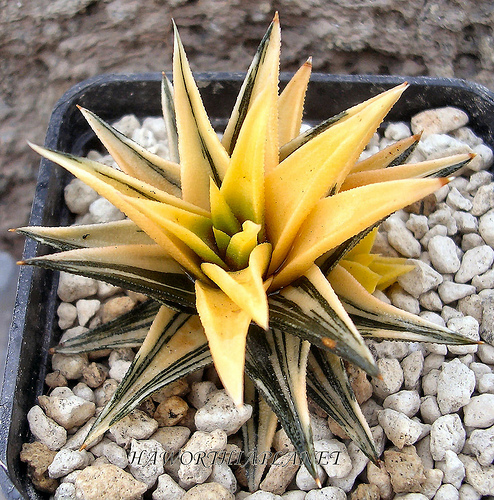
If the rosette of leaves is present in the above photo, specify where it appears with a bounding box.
[18,15,476,488]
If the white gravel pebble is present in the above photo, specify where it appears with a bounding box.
[436,358,475,414]
[108,359,132,383]
[128,438,165,488]
[295,463,326,491]
[109,409,159,447]
[57,272,98,302]
[385,122,411,140]
[478,209,494,246]
[195,390,252,435]
[89,197,126,223]
[387,226,422,258]
[401,350,424,390]
[53,482,76,499]
[304,487,346,500]
[371,358,404,399]
[434,483,459,500]
[57,302,78,330]
[430,413,466,461]
[420,395,442,424]
[447,316,480,354]
[411,107,469,136]
[463,394,494,428]
[314,439,352,479]
[438,281,476,303]
[48,448,93,479]
[398,259,443,297]
[378,408,424,448]
[64,178,99,215]
[455,245,494,283]
[466,425,494,466]
[383,390,421,418]
[153,473,186,500]
[329,442,368,493]
[27,405,67,450]
[436,450,465,489]
[75,299,100,327]
[458,454,494,496]
[428,235,461,273]
[90,437,128,468]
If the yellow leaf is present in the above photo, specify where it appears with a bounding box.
[339,260,381,294]
[266,84,408,273]
[195,281,251,406]
[209,179,241,236]
[173,24,230,209]
[225,221,261,270]
[278,58,312,146]
[351,133,421,174]
[202,243,271,329]
[221,88,272,227]
[271,177,448,289]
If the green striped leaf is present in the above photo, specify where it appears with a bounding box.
[53,300,160,354]
[83,307,211,447]
[241,378,278,492]
[245,326,320,484]
[221,14,280,156]
[22,244,197,313]
[78,107,181,196]
[268,265,378,377]
[15,220,154,251]
[307,348,378,462]
[161,73,180,163]
[329,264,476,345]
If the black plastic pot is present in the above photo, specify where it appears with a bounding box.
[1,73,493,499]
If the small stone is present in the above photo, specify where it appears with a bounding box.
[446,187,473,211]
[39,388,96,430]
[96,281,122,299]
[383,446,426,494]
[152,378,189,403]
[64,178,99,215]
[478,343,494,364]
[20,441,59,493]
[447,316,480,354]
[420,396,442,424]
[423,353,444,374]
[463,394,494,428]
[428,235,460,273]
[259,452,300,495]
[52,353,88,380]
[76,299,100,327]
[154,396,189,427]
[27,406,67,450]
[108,348,135,365]
[436,358,475,414]
[314,439,352,478]
[389,285,420,314]
[458,294,483,323]
[89,438,128,468]
[128,438,165,488]
[419,468,443,499]
[458,454,494,497]
[383,390,421,418]
[346,364,373,404]
[82,362,108,388]
[387,226,421,258]
[207,461,237,494]
[183,482,233,499]
[195,390,252,435]
[411,107,469,136]
[367,461,393,500]
[378,408,424,448]
[109,409,159,447]
[385,122,411,140]
[74,463,147,500]
[454,211,478,234]
[89,197,125,223]
[419,290,443,311]
[108,359,132,383]
[436,450,465,489]
[150,426,191,456]
[45,371,68,389]
[178,429,227,487]
[401,351,424,391]
[478,372,494,393]
[296,463,326,491]
[48,449,92,479]
[94,378,118,407]
[416,134,472,161]
[187,381,218,409]
[152,473,185,500]
[472,268,494,291]
[305,487,346,499]
[100,296,136,323]
[430,413,466,461]
[406,214,429,239]
[456,245,494,283]
[458,483,482,500]
[57,302,78,330]
[471,184,494,216]
[54,482,77,499]
[479,209,494,246]
[371,358,404,399]
[329,442,368,492]
[438,281,475,303]
[434,484,459,500]
[57,272,98,302]
[469,143,494,171]
[398,259,443,298]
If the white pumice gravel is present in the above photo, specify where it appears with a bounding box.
[21,109,494,498]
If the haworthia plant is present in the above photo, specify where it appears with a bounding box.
[19,14,478,488]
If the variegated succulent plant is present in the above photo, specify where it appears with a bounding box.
[18,15,477,488]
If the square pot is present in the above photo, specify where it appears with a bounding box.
[1,73,493,499]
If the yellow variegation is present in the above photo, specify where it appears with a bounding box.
[20,15,477,484]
